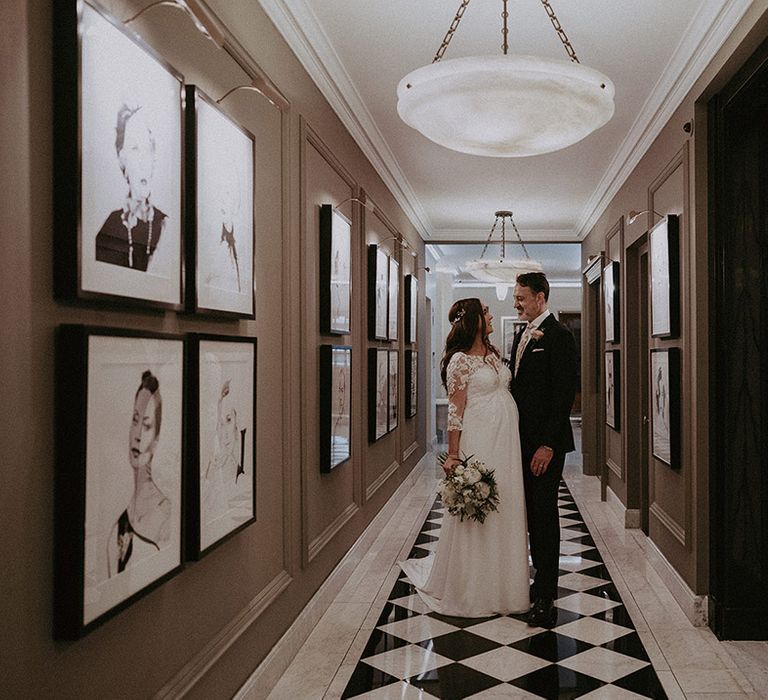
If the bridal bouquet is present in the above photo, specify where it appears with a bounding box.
[437,453,500,524]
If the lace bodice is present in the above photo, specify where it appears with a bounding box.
[446,352,510,431]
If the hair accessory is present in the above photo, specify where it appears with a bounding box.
[451,308,466,325]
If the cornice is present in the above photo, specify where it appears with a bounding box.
[430,229,579,243]
[257,0,433,239]
[575,0,754,240]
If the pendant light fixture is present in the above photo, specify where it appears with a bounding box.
[397,0,615,157]
[463,210,543,300]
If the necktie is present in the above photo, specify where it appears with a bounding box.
[514,322,535,376]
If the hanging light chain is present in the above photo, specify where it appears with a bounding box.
[480,212,531,261]
[509,214,532,259]
[501,0,509,55]
[539,0,580,63]
[432,0,472,63]
[479,216,500,259]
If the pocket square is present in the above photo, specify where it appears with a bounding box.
[532,348,545,353]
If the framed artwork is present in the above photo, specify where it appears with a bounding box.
[406,350,418,418]
[54,0,183,309]
[651,348,681,468]
[186,335,256,558]
[388,350,399,432]
[368,348,389,441]
[605,349,620,430]
[319,205,352,335]
[388,257,399,340]
[186,87,255,318]
[368,245,389,340]
[603,260,620,343]
[54,326,184,638]
[320,345,352,472]
[650,214,680,338]
[501,317,526,362]
[404,274,419,344]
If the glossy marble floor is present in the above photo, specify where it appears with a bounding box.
[267,449,765,699]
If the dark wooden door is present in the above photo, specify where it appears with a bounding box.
[709,36,768,640]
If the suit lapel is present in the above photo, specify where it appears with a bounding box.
[518,313,554,373]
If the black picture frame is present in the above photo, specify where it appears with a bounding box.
[320,345,352,471]
[650,348,681,468]
[388,257,399,341]
[186,334,257,559]
[649,214,680,338]
[54,325,185,639]
[368,348,389,442]
[368,245,389,340]
[605,349,620,430]
[53,0,184,310]
[603,261,620,343]
[405,349,418,418]
[185,86,255,318]
[404,274,418,344]
[388,350,399,432]
[319,205,353,335]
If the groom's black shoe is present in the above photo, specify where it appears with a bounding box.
[527,597,556,627]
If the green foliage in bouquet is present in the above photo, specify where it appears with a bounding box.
[437,452,500,524]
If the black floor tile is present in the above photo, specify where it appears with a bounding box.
[509,664,605,699]
[408,662,502,698]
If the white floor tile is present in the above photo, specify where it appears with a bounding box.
[362,644,453,679]
[460,647,551,681]
[554,617,633,645]
[557,572,610,591]
[468,616,542,645]
[377,615,459,643]
[555,592,620,616]
[558,646,649,683]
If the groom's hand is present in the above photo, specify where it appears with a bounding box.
[530,446,554,476]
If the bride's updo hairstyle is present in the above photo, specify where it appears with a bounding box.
[440,298,499,390]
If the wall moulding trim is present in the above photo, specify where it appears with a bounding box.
[156,570,292,699]
[402,441,418,462]
[575,0,754,239]
[307,502,359,564]
[607,457,623,480]
[650,500,687,547]
[255,0,432,238]
[365,460,399,502]
[236,454,433,699]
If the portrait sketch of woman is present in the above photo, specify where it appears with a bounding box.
[82,335,182,626]
[651,351,671,462]
[330,347,351,468]
[376,351,388,439]
[388,257,399,340]
[79,2,182,305]
[193,92,255,316]
[330,211,351,334]
[375,249,389,339]
[198,340,255,552]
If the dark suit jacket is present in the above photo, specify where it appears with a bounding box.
[510,313,577,454]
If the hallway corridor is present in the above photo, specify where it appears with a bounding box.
[266,448,768,699]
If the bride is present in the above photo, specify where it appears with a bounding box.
[400,298,530,616]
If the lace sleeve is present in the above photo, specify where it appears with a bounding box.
[446,353,472,432]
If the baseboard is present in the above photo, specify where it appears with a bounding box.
[604,486,641,529]
[234,453,432,700]
[637,533,709,627]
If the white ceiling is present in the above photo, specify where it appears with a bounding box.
[259,0,752,241]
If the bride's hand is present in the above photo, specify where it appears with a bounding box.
[442,454,461,476]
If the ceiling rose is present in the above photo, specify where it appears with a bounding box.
[396,0,615,158]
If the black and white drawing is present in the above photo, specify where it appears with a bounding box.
[189,336,256,557]
[406,349,418,418]
[404,274,418,344]
[368,348,389,441]
[320,345,352,471]
[388,257,399,341]
[368,245,389,340]
[603,260,620,343]
[388,350,399,432]
[651,348,680,467]
[187,87,255,317]
[605,349,620,430]
[319,205,352,334]
[55,326,183,638]
[56,1,183,307]
[650,215,680,338]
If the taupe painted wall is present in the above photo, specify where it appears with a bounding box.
[580,2,768,592]
[0,0,426,696]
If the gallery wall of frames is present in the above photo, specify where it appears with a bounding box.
[23,0,424,690]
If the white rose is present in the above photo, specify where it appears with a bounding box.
[476,482,491,500]
[465,467,481,484]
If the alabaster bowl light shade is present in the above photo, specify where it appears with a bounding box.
[397,54,615,157]
[463,257,544,283]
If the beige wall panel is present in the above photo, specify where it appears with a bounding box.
[302,139,358,559]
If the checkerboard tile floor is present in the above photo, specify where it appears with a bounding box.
[341,483,668,699]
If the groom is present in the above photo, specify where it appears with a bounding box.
[510,272,578,627]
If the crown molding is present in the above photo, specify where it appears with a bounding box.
[575,0,754,240]
[257,0,433,239]
[430,228,579,243]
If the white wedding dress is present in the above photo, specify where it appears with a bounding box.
[400,351,530,616]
